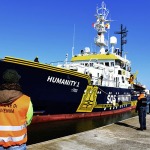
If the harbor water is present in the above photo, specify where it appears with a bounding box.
[27,110,137,145]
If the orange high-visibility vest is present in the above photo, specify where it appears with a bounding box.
[0,94,30,148]
[138,94,145,100]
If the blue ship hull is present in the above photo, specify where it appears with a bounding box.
[0,57,137,123]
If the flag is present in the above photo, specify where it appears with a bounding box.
[92,23,95,27]
[105,23,110,29]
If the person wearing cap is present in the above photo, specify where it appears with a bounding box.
[135,91,147,131]
[0,69,33,149]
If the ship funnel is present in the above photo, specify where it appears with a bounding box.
[110,36,117,53]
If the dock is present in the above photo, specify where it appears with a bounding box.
[27,115,150,150]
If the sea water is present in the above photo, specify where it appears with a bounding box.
[27,110,137,145]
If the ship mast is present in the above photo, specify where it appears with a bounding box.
[72,24,75,57]
[94,1,110,54]
[115,24,128,56]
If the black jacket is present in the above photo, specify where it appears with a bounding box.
[136,97,147,111]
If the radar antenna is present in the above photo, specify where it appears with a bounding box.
[97,1,109,20]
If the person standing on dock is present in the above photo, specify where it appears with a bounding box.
[0,69,33,150]
[136,91,147,131]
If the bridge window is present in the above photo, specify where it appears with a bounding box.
[115,60,121,66]
[122,76,125,83]
[118,70,122,75]
[105,62,109,66]
[90,63,93,67]
[111,62,114,66]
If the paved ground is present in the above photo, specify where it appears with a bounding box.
[27,115,150,150]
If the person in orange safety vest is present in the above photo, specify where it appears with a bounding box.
[135,91,147,131]
[0,69,33,150]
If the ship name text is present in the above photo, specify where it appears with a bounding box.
[47,76,80,87]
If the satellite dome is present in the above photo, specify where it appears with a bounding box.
[110,36,117,45]
[84,47,90,53]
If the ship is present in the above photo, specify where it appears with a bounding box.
[0,1,145,124]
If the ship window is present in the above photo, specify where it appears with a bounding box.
[128,66,131,72]
[115,60,121,66]
[122,76,125,83]
[90,63,93,67]
[118,70,121,75]
[100,62,104,65]
[111,62,114,66]
[105,62,109,66]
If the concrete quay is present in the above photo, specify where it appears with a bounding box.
[27,115,150,150]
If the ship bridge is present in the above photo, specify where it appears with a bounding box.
[71,54,118,62]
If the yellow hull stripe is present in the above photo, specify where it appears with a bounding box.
[95,101,131,108]
[95,100,137,109]
[77,98,137,111]
[3,56,90,83]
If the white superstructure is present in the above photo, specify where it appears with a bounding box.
[57,1,134,89]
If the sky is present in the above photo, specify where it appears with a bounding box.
[0,0,150,89]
